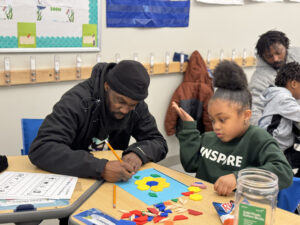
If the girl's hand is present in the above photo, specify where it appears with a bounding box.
[171,101,194,122]
[214,173,237,196]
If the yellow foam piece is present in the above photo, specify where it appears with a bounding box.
[151,185,164,192]
[188,186,201,193]
[189,193,203,201]
[154,178,166,183]
[143,177,155,182]
[135,180,145,185]
[161,182,170,188]
[137,184,150,191]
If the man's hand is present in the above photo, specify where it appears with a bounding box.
[122,152,142,172]
[214,173,237,196]
[101,160,134,182]
[171,101,194,122]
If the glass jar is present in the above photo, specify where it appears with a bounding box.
[234,168,279,225]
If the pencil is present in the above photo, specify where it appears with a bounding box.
[105,140,123,162]
[113,184,116,208]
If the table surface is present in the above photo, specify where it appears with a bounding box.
[0,155,101,224]
[70,151,300,225]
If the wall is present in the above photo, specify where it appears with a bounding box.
[0,1,299,170]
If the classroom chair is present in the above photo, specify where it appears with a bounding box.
[277,177,300,213]
[21,118,43,155]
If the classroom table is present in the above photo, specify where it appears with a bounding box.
[0,155,103,225]
[69,151,300,225]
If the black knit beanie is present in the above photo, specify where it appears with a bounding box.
[0,155,8,172]
[106,60,150,101]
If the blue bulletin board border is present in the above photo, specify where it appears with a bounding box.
[116,168,188,206]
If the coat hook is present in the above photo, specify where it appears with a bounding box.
[180,52,184,72]
[206,50,211,68]
[219,49,224,62]
[231,49,236,61]
[76,55,81,79]
[133,53,139,62]
[150,53,154,74]
[242,48,247,66]
[30,56,36,82]
[4,57,11,84]
[115,53,120,63]
[96,53,101,63]
[54,55,60,81]
[165,51,170,73]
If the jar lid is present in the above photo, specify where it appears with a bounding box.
[237,168,278,191]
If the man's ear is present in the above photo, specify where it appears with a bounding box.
[104,82,108,92]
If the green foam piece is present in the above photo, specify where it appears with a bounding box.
[148,192,158,197]
[134,176,140,179]
[171,198,178,202]
[150,174,161,178]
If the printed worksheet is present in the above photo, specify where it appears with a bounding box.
[0,171,78,199]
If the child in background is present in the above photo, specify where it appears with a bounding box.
[259,62,300,177]
[173,60,293,196]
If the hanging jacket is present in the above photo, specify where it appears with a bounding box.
[29,63,168,179]
[164,50,213,136]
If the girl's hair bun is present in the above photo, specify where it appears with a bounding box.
[213,60,248,91]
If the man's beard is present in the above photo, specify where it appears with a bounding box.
[269,54,287,70]
[270,61,285,70]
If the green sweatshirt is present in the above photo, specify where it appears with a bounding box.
[177,121,293,190]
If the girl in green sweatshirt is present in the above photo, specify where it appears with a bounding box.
[173,60,293,196]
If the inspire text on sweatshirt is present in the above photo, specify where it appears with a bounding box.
[200,147,242,167]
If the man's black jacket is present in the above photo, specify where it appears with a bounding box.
[29,63,168,179]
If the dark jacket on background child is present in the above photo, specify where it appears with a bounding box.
[164,50,213,136]
[177,121,293,190]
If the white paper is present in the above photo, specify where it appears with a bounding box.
[0,171,77,199]
[0,0,90,37]
[251,0,282,2]
[195,0,244,5]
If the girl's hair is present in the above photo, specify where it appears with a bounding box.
[256,30,289,59]
[275,62,300,87]
[211,60,252,111]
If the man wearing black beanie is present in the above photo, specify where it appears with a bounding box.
[29,60,168,185]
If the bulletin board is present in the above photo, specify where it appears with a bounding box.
[0,0,100,52]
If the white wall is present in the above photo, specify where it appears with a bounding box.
[0,1,299,161]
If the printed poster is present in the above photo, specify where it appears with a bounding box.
[0,0,99,51]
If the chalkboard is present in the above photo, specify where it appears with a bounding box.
[0,0,100,52]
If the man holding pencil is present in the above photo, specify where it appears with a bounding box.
[29,60,168,184]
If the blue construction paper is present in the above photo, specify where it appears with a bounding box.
[74,208,118,225]
[106,0,190,27]
[116,168,188,205]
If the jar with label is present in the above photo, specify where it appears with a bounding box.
[234,168,279,225]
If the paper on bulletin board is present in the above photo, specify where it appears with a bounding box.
[0,0,100,52]
[116,168,188,205]
[195,0,244,4]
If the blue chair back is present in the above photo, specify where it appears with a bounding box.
[277,177,300,213]
[21,118,43,155]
